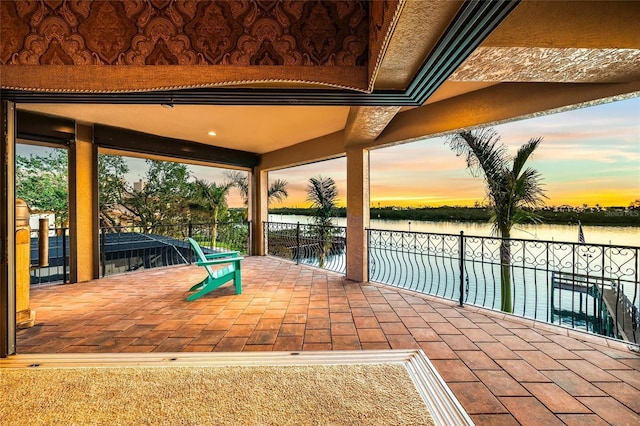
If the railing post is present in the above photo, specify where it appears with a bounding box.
[247,221,252,256]
[100,227,106,277]
[188,221,192,238]
[459,231,465,307]
[366,229,370,281]
[263,222,268,256]
[62,227,67,284]
[296,222,300,265]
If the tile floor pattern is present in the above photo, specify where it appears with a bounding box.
[16,257,640,425]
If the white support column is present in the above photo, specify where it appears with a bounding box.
[250,167,268,256]
[345,147,370,282]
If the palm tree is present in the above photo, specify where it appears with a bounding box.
[225,171,289,206]
[268,179,289,205]
[190,179,233,246]
[447,128,546,313]
[306,175,338,268]
[225,171,249,204]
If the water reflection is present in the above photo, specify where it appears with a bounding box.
[269,215,640,247]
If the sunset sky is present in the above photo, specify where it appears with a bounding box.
[17,96,639,209]
[268,96,640,209]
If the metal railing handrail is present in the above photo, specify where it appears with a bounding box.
[264,221,347,274]
[366,227,640,251]
[366,227,639,344]
[27,226,69,285]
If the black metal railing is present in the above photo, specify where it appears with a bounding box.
[367,229,640,344]
[24,221,249,283]
[100,225,190,277]
[264,221,346,274]
[186,221,251,255]
[100,221,250,277]
[28,226,69,285]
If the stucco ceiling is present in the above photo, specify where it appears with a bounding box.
[18,104,350,154]
[6,1,640,160]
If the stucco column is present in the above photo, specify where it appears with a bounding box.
[250,167,268,256]
[69,124,98,282]
[346,147,370,282]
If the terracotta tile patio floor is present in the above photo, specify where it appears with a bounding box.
[13,257,640,425]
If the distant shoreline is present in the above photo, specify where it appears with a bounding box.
[268,207,640,227]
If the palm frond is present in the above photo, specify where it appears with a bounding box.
[225,171,249,203]
[268,179,289,204]
[447,129,508,181]
[513,167,547,208]
[190,179,233,221]
[447,127,547,237]
[306,175,338,226]
[512,208,543,226]
[512,137,542,178]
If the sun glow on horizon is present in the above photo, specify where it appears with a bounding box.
[270,97,640,210]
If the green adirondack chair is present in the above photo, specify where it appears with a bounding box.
[186,238,243,301]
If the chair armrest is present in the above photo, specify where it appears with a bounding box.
[204,251,240,260]
[197,256,244,267]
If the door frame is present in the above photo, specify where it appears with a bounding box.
[1,99,17,357]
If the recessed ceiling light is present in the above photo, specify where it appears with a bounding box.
[208,131,217,137]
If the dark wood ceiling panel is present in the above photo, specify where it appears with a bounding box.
[94,124,259,168]
[16,110,74,145]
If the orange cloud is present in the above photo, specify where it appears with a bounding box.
[269,97,640,209]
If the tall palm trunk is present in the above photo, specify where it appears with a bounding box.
[211,205,219,247]
[498,215,513,313]
[318,226,326,268]
[318,225,332,268]
[499,230,512,312]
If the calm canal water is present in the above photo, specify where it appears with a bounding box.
[268,214,640,247]
[269,214,639,337]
